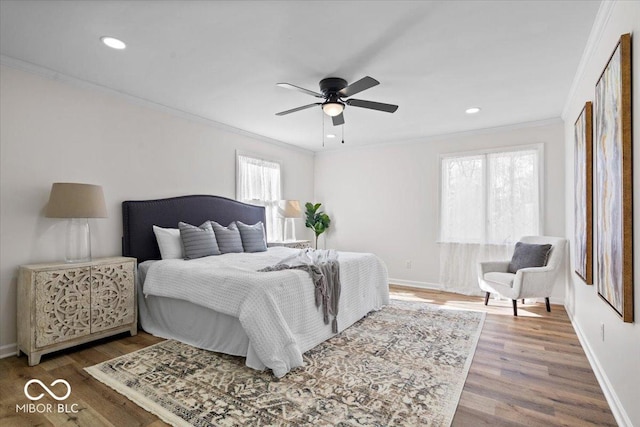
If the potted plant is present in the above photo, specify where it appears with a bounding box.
[304,202,331,249]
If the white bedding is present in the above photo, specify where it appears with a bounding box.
[142,247,389,377]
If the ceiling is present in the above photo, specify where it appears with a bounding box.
[0,1,600,151]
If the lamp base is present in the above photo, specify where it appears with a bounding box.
[283,218,296,242]
[66,218,91,263]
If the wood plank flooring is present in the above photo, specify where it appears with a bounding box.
[391,286,616,426]
[0,286,616,426]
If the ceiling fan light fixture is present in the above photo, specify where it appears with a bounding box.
[322,101,344,117]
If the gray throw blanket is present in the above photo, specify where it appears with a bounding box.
[259,249,341,333]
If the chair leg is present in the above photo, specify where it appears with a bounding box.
[545,297,551,312]
[512,299,518,316]
[484,292,490,306]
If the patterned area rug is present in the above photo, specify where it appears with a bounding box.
[86,300,485,426]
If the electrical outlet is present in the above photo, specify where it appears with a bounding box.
[405,260,412,269]
[600,322,605,341]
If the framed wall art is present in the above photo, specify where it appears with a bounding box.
[594,33,633,322]
[574,101,593,284]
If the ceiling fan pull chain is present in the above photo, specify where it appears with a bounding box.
[342,122,345,144]
[322,111,325,148]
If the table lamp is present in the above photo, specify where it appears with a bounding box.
[45,183,108,262]
[279,200,301,242]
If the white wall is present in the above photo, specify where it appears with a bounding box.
[562,2,640,426]
[314,120,566,297]
[0,65,315,353]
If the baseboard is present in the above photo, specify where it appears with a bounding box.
[566,310,632,427]
[389,281,564,307]
[549,296,564,306]
[388,279,443,290]
[0,343,17,359]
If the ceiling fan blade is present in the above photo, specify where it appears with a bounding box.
[332,113,345,126]
[275,103,320,116]
[339,76,379,97]
[346,99,398,113]
[276,83,324,98]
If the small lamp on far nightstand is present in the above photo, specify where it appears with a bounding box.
[279,200,301,242]
[46,183,108,263]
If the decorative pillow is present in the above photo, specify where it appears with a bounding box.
[211,221,244,254]
[236,221,267,253]
[152,225,184,259]
[508,242,552,273]
[178,221,221,259]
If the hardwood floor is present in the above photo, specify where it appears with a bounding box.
[391,286,617,427]
[0,286,616,426]
[1,332,167,427]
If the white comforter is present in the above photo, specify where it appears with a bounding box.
[142,247,389,377]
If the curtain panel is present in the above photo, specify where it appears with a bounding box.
[236,154,282,241]
[439,147,541,295]
[439,242,515,295]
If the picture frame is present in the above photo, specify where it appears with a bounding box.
[574,102,593,284]
[594,33,633,322]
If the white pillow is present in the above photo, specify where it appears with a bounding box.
[153,225,184,259]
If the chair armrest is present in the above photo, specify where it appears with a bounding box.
[518,265,555,274]
[512,265,559,297]
[478,261,510,276]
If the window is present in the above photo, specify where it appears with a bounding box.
[440,146,541,244]
[236,154,281,241]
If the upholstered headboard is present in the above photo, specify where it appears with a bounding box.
[122,195,266,263]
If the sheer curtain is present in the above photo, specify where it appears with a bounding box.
[439,243,515,295]
[486,150,539,242]
[236,154,282,241]
[439,147,540,295]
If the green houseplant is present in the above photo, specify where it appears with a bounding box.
[304,202,331,249]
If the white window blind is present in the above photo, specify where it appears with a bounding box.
[236,154,281,241]
[440,147,541,244]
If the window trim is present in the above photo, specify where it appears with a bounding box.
[438,143,544,243]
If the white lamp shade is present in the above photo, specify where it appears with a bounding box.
[279,200,302,218]
[46,183,108,218]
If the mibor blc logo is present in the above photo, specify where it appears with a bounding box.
[24,379,71,400]
[16,379,79,414]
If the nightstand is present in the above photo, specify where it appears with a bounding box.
[17,256,137,366]
[267,240,312,249]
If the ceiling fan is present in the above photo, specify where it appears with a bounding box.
[275,76,398,126]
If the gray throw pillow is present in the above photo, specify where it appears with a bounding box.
[508,242,552,273]
[211,221,244,253]
[236,221,267,253]
[178,221,221,259]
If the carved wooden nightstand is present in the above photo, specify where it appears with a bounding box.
[267,240,312,249]
[17,256,137,365]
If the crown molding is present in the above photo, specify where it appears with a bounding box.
[0,55,314,156]
[561,0,616,120]
[316,117,563,154]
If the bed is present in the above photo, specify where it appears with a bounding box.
[123,195,389,377]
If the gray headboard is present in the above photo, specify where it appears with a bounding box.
[122,195,266,263]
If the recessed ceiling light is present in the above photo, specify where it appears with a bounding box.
[465,107,481,114]
[326,134,336,139]
[100,36,126,50]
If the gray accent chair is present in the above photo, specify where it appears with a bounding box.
[477,236,567,316]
